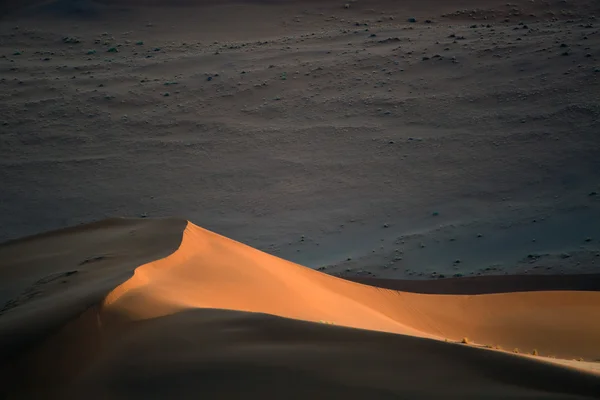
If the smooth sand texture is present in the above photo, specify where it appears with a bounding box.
[1,219,599,399]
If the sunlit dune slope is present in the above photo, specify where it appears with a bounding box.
[2,219,600,399]
[103,221,600,360]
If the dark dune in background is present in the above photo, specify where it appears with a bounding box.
[1,0,313,17]
[348,273,600,295]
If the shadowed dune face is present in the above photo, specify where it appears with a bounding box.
[0,218,186,362]
[1,219,600,398]
[26,310,600,399]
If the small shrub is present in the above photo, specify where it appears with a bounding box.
[87,50,96,55]
[62,36,81,44]
[513,348,520,353]
[532,349,539,356]
[107,47,118,53]
[136,41,144,45]
[461,337,470,344]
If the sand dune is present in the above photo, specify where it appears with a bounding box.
[102,222,600,359]
[0,218,186,362]
[2,0,599,397]
[1,219,599,399]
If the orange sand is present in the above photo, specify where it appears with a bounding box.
[1,219,599,399]
[106,222,600,359]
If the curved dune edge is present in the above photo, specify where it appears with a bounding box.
[0,218,187,363]
[2,219,600,398]
[101,221,600,362]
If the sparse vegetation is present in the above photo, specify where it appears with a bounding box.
[513,348,520,353]
[107,47,118,53]
[532,349,539,356]
[62,36,81,44]
[461,337,470,344]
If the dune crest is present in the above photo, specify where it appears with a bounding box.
[99,221,600,361]
[2,219,600,398]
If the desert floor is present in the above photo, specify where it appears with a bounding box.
[1,0,599,279]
